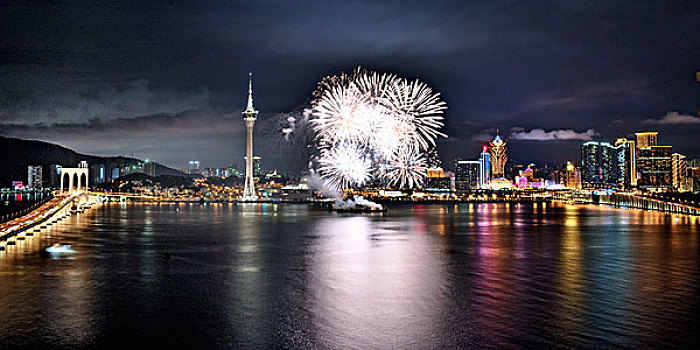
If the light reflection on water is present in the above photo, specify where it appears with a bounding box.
[0,202,699,349]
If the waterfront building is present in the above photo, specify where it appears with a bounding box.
[689,166,700,193]
[581,141,615,187]
[241,73,259,201]
[455,160,480,190]
[487,177,514,190]
[672,153,688,192]
[479,146,490,188]
[489,134,507,178]
[637,145,672,192]
[614,138,637,187]
[581,140,635,189]
[564,161,582,189]
[425,167,451,190]
[27,165,42,189]
[635,131,658,148]
[426,167,445,178]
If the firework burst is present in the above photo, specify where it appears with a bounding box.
[310,67,447,190]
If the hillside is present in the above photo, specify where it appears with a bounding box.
[0,136,184,187]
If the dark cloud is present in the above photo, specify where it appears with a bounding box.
[1,0,699,168]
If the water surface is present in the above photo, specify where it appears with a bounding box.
[1,203,699,349]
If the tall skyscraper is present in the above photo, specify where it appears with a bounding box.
[635,132,658,148]
[637,145,672,192]
[614,138,636,187]
[581,141,618,187]
[241,72,259,201]
[581,141,603,184]
[479,146,490,188]
[580,140,636,189]
[672,153,688,191]
[455,160,480,190]
[563,161,582,189]
[489,134,507,178]
[27,165,42,189]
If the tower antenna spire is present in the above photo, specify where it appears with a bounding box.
[246,72,254,111]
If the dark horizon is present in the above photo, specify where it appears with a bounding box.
[1,1,699,169]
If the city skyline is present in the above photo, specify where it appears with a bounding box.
[3,3,700,349]
[0,1,698,168]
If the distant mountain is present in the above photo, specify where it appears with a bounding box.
[0,136,184,187]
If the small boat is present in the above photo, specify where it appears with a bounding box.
[333,205,387,213]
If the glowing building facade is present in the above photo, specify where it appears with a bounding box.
[580,140,636,189]
[614,138,636,187]
[27,165,42,189]
[564,161,582,189]
[672,153,689,192]
[637,146,672,192]
[479,147,490,188]
[635,132,658,148]
[489,135,507,178]
[455,160,480,190]
[241,73,259,201]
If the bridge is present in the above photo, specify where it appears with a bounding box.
[0,191,102,251]
[552,190,700,216]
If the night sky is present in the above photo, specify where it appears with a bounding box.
[1,1,699,171]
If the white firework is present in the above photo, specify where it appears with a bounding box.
[384,146,428,189]
[317,143,373,190]
[310,67,447,189]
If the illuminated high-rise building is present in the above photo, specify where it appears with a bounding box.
[489,134,507,178]
[637,145,672,192]
[635,132,658,148]
[455,160,480,190]
[425,167,451,190]
[27,165,42,189]
[672,153,688,192]
[580,140,636,189]
[479,146,490,188]
[581,141,616,187]
[241,72,259,201]
[563,161,581,189]
[614,138,636,187]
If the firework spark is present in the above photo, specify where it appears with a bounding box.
[317,143,373,190]
[310,67,447,190]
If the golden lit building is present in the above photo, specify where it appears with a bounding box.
[635,132,658,148]
[672,153,688,192]
[489,134,508,178]
[564,161,582,189]
[637,145,672,192]
[426,167,445,178]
